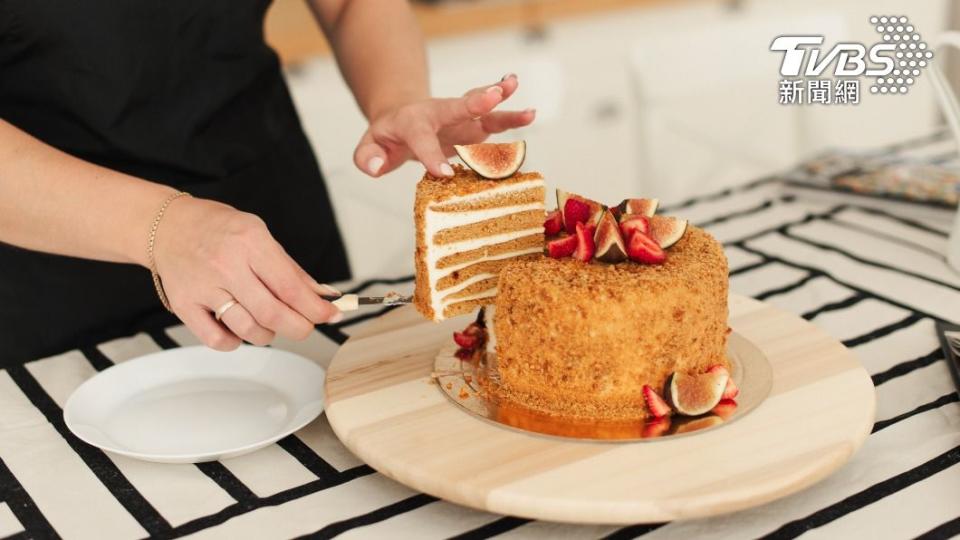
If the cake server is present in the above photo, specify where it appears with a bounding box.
[321,293,412,312]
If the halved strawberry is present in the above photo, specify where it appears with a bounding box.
[642,416,671,438]
[572,222,595,262]
[619,215,650,240]
[543,210,563,236]
[563,197,592,234]
[626,231,666,264]
[453,330,479,350]
[643,384,672,418]
[712,398,738,420]
[546,234,578,258]
[707,365,740,399]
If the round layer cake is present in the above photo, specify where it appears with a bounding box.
[492,225,729,420]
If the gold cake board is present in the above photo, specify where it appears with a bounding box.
[324,295,875,524]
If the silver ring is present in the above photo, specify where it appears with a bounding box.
[214,299,238,321]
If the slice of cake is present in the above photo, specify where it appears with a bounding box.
[414,164,545,320]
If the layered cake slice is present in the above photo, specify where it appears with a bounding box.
[414,164,545,320]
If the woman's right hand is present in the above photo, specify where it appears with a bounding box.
[152,196,342,350]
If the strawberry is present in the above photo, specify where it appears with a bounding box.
[707,365,740,399]
[543,210,563,236]
[642,416,671,438]
[609,205,622,220]
[619,215,650,240]
[643,384,672,418]
[546,234,578,258]
[572,222,595,262]
[563,197,593,234]
[454,347,475,361]
[453,330,478,350]
[712,398,738,420]
[626,231,666,264]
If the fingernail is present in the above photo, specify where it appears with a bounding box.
[440,163,455,177]
[486,85,504,94]
[367,156,384,175]
[328,310,344,324]
[525,108,536,115]
[501,73,517,81]
[317,283,341,296]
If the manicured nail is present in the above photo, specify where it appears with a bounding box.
[501,73,517,81]
[328,310,344,324]
[309,280,341,297]
[486,85,504,94]
[525,108,536,116]
[367,156,384,175]
[440,163,455,177]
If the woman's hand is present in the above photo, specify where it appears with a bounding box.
[153,197,342,350]
[354,74,535,178]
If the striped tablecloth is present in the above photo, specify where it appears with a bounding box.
[2,135,960,539]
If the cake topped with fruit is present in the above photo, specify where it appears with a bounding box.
[424,142,734,423]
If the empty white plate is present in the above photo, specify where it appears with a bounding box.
[64,345,326,463]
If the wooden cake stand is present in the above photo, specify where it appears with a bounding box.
[324,295,875,524]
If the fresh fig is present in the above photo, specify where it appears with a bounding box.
[454,141,526,179]
[557,189,603,234]
[619,215,650,240]
[543,209,563,236]
[546,234,577,258]
[572,222,596,262]
[663,370,728,416]
[593,210,627,263]
[626,231,665,264]
[617,198,659,217]
[648,216,688,249]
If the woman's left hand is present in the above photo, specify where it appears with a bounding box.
[353,74,535,178]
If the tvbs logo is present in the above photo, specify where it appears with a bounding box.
[771,16,932,104]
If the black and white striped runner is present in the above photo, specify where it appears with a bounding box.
[1,134,958,539]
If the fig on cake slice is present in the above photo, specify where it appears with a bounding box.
[543,209,563,236]
[707,365,740,399]
[453,141,526,179]
[557,189,604,234]
[643,385,672,418]
[626,231,666,264]
[648,215,688,249]
[593,210,627,263]
[617,198,659,217]
[619,215,650,240]
[663,370,728,416]
[572,222,596,262]
[546,234,578,258]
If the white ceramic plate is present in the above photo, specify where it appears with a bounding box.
[64,345,326,463]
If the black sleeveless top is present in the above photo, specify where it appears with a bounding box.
[0,0,351,364]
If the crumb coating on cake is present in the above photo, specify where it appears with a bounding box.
[493,226,730,420]
[414,164,545,321]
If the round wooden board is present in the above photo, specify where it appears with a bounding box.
[325,295,876,524]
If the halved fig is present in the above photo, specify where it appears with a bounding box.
[557,189,604,234]
[707,365,740,399]
[617,198,659,217]
[593,210,627,263]
[454,141,526,179]
[546,234,577,258]
[543,209,563,237]
[663,370,728,416]
[648,215,688,249]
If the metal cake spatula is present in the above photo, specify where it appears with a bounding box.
[321,293,412,311]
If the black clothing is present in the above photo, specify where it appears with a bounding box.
[0,0,351,365]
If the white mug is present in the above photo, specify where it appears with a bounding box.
[928,32,960,273]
